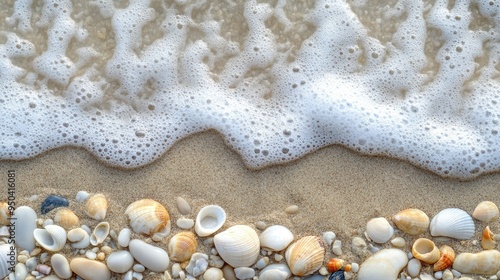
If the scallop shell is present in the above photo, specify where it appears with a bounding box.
[430,208,475,240]
[34,225,67,252]
[365,217,394,243]
[90,222,110,246]
[473,201,499,223]
[214,225,260,268]
[433,245,455,271]
[411,238,440,264]
[168,231,198,262]
[85,194,107,221]
[125,199,171,236]
[481,226,496,250]
[0,244,13,278]
[285,236,325,276]
[54,208,79,229]
[259,225,294,251]
[392,208,429,235]
[326,258,344,272]
[195,205,226,237]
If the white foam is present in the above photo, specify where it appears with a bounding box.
[1,0,500,178]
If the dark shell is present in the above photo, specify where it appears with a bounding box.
[328,270,345,280]
[41,195,69,214]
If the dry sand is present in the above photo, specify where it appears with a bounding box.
[1,131,499,277]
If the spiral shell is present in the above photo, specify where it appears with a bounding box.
[54,208,79,230]
[481,226,496,250]
[411,238,440,264]
[214,225,260,268]
[34,225,67,252]
[473,201,499,223]
[285,236,325,276]
[326,258,344,272]
[430,208,475,240]
[433,245,455,271]
[85,194,107,221]
[168,231,198,262]
[392,208,429,235]
[125,199,171,236]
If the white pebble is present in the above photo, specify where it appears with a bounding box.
[15,263,28,280]
[332,240,342,255]
[442,269,453,280]
[285,205,298,214]
[123,270,134,280]
[434,270,443,279]
[176,218,195,229]
[407,258,421,277]
[85,251,97,260]
[255,257,269,269]
[274,254,283,262]
[234,267,255,279]
[176,197,191,215]
[118,228,131,247]
[390,237,406,248]
[132,272,143,280]
[76,191,90,202]
[203,267,224,280]
[133,264,145,272]
[106,250,134,273]
[318,267,328,276]
[322,231,336,246]
[171,263,182,278]
[350,263,359,273]
[256,221,267,230]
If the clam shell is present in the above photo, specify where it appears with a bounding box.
[203,267,224,280]
[33,225,67,252]
[433,245,455,271]
[392,208,429,235]
[85,194,107,221]
[473,201,499,223]
[453,250,500,274]
[54,208,79,230]
[214,225,260,268]
[259,225,294,251]
[125,199,171,236]
[430,208,475,240]
[285,236,325,276]
[481,226,496,250]
[0,244,13,279]
[195,205,226,237]
[357,249,408,280]
[168,231,198,262]
[90,222,110,246]
[411,238,440,264]
[365,217,394,243]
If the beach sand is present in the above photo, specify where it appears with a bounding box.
[1,131,499,278]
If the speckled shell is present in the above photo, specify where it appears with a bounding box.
[430,208,475,240]
[54,208,79,230]
[168,231,198,262]
[214,225,260,268]
[85,194,107,221]
[481,226,496,250]
[285,236,325,276]
[392,209,429,235]
[125,199,171,236]
[411,238,440,264]
[473,201,499,223]
[433,245,455,271]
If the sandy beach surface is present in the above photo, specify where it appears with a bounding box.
[1,131,500,278]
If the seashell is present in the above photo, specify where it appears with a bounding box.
[0,202,10,225]
[473,201,499,223]
[129,239,170,272]
[285,236,325,276]
[365,217,394,243]
[85,194,107,221]
[106,250,134,273]
[186,252,209,277]
[322,231,336,246]
[117,228,131,247]
[168,231,198,262]
[67,227,90,249]
[259,225,294,251]
[430,208,475,240]
[33,224,67,252]
[407,258,421,277]
[326,258,344,272]
[357,248,408,280]
[453,249,500,274]
[54,208,79,229]
[481,226,496,250]
[70,258,111,280]
[433,245,455,271]
[90,222,110,246]
[41,195,69,214]
[214,225,260,268]
[259,264,291,280]
[203,267,224,280]
[125,199,171,236]
[75,191,90,203]
[14,206,37,251]
[195,205,226,237]
[411,238,440,264]
[390,237,406,248]
[51,253,72,279]
[0,244,13,279]
[392,208,429,235]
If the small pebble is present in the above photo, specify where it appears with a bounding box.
[255,257,269,269]
[332,240,342,255]
[176,218,195,229]
[176,197,191,215]
[85,251,97,260]
[319,267,328,276]
[76,191,90,202]
[234,267,255,279]
[41,195,69,214]
[390,237,406,248]
[274,254,283,262]
[322,231,336,246]
[350,263,359,273]
[256,221,267,230]
[285,205,299,214]
[133,264,145,272]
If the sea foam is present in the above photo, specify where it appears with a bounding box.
[1,0,499,179]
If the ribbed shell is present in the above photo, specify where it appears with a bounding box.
[285,236,325,276]
[125,199,170,235]
[214,225,260,268]
[85,194,107,221]
[430,208,475,240]
[168,232,198,262]
[392,209,429,235]
[433,245,455,271]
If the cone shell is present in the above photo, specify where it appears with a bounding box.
[392,209,429,235]
[85,194,107,221]
[125,199,171,236]
[481,226,496,250]
[473,201,499,223]
[214,225,260,268]
[285,236,325,276]
[326,258,344,272]
[54,208,79,230]
[433,245,455,271]
[430,208,475,240]
[411,238,440,264]
[168,231,198,262]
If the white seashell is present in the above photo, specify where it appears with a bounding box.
[118,228,131,247]
[234,267,255,279]
[129,239,169,272]
[259,225,294,251]
[177,218,195,229]
[332,240,342,255]
[70,258,111,280]
[85,194,108,221]
[90,222,110,246]
[322,231,336,246]
[67,228,90,249]
[473,201,499,223]
[430,208,475,240]
[33,224,67,252]
[285,236,325,276]
[365,217,394,243]
[106,250,134,273]
[76,191,90,203]
[411,238,440,264]
[186,252,209,277]
[51,253,72,279]
[214,225,260,268]
[453,250,500,274]
[54,208,80,230]
[125,199,171,236]
[259,263,291,280]
[390,237,406,248]
[357,248,408,280]
[203,267,224,280]
[195,205,226,237]
[14,206,37,251]
[407,258,421,277]
[168,231,198,262]
[0,244,13,279]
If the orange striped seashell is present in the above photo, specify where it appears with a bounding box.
[433,245,455,271]
[481,226,496,250]
[326,258,344,272]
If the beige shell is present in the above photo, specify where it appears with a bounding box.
[473,201,499,223]
[125,199,171,236]
[90,222,110,246]
[214,225,260,268]
[54,208,79,229]
[453,250,500,274]
[411,238,440,264]
[0,202,10,225]
[285,236,325,276]
[85,194,108,221]
[168,231,198,262]
[481,226,496,250]
[433,245,455,271]
[392,209,429,235]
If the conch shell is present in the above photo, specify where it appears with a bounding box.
[125,199,171,236]
[285,236,325,276]
[411,238,440,264]
[481,226,496,250]
[433,245,455,271]
[392,208,429,235]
